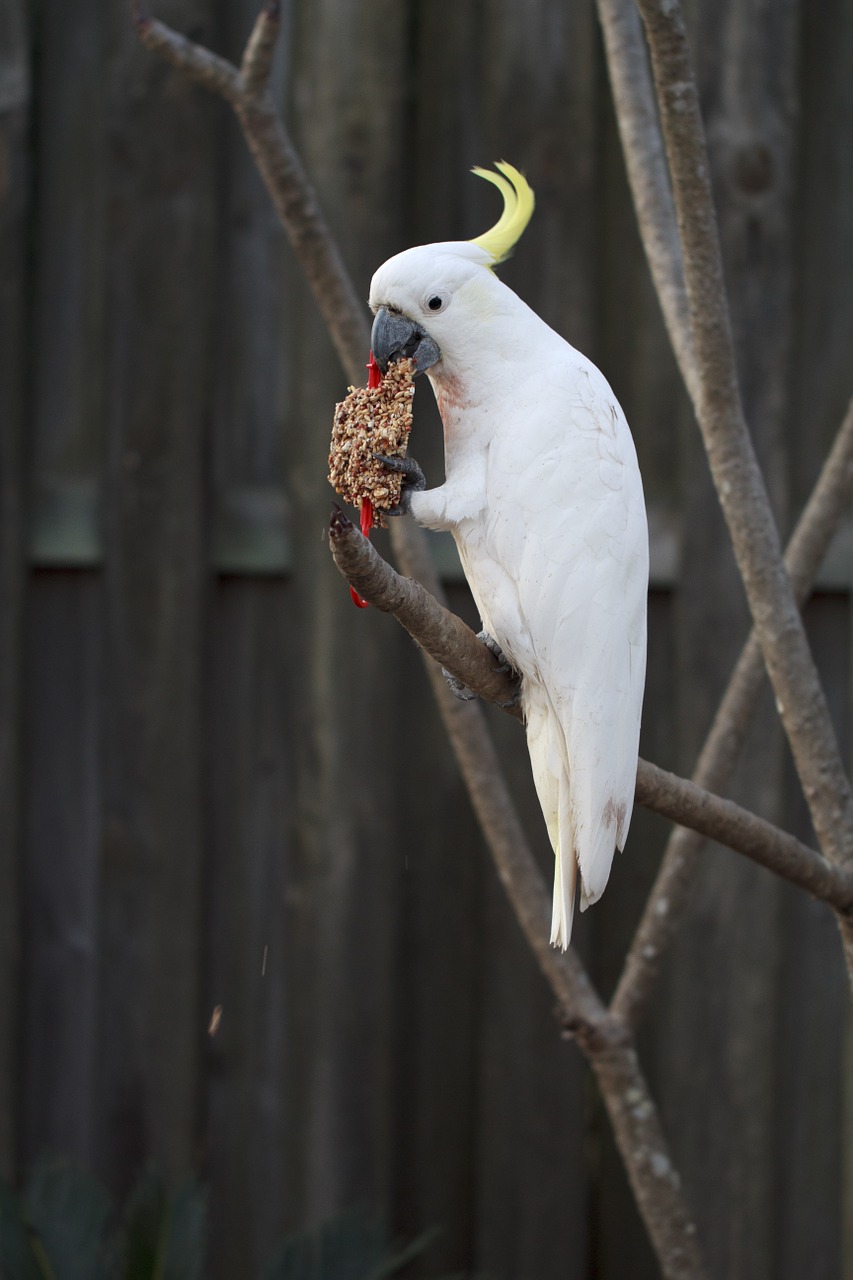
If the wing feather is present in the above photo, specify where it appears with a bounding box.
[455,352,648,946]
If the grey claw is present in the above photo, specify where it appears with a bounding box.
[442,667,480,701]
[477,631,511,673]
[372,453,426,516]
[440,633,523,708]
[477,631,523,706]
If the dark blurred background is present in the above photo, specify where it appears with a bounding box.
[1,0,851,1276]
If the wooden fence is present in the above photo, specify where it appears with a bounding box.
[1,0,851,1276]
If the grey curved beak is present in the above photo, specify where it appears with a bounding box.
[371,308,441,374]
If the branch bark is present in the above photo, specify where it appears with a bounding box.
[330,509,853,914]
[631,0,853,872]
[595,0,697,404]
[329,525,710,1280]
[614,399,853,1026]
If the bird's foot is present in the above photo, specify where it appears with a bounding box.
[441,668,480,701]
[372,453,426,516]
[442,631,523,707]
[477,631,523,708]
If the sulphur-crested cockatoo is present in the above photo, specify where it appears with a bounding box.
[369,163,648,948]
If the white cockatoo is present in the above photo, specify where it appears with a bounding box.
[368,163,648,947]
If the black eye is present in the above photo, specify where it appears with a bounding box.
[428,295,444,311]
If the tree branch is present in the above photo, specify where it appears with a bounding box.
[594,0,697,404]
[614,399,853,1027]
[134,13,712,1274]
[631,0,853,871]
[330,514,709,1280]
[329,508,853,913]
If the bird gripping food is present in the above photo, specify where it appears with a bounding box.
[361,162,649,947]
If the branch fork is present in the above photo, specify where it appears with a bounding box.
[136,6,853,1278]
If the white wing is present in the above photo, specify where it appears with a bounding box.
[454,354,648,947]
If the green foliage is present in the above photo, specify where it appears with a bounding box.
[0,1159,476,1280]
[121,1167,206,1280]
[260,1210,440,1280]
[24,1157,113,1280]
[0,1178,49,1280]
[0,1159,204,1280]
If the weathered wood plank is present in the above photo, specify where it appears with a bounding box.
[279,0,412,1229]
[204,580,291,1277]
[386,635,485,1272]
[0,0,29,1182]
[18,0,109,1179]
[409,3,601,1272]
[776,594,850,1280]
[95,0,216,1190]
[6,0,853,1272]
[594,592,680,1280]
[791,0,853,512]
[20,573,101,1171]
[652,3,800,1277]
[200,8,292,1275]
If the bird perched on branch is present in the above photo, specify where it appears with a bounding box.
[369,163,648,947]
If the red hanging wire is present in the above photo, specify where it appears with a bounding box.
[350,352,383,608]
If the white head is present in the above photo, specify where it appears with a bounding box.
[368,164,536,381]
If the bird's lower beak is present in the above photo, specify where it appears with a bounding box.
[371,308,441,374]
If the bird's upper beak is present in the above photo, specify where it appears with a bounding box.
[371,308,441,374]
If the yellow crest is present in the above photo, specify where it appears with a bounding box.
[470,162,535,266]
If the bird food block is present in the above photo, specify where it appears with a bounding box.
[328,357,416,528]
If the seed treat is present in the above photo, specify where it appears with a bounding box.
[328,357,416,528]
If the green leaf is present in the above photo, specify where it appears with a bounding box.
[121,1167,167,1280]
[119,1167,206,1280]
[261,1210,388,1280]
[370,1226,440,1279]
[23,1157,113,1280]
[0,1179,51,1280]
[261,1211,445,1280]
[160,1180,206,1280]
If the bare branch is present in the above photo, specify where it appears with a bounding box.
[137,12,712,1273]
[239,2,280,95]
[133,9,240,101]
[592,1045,706,1280]
[329,507,524,719]
[631,0,853,870]
[333,511,710,1280]
[615,399,853,1026]
[594,0,697,404]
[635,761,853,913]
[330,508,853,912]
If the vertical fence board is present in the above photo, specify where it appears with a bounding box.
[281,0,411,1225]
[205,580,291,1277]
[0,0,29,1181]
[776,594,851,1280]
[2,0,852,1273]
[96,0,216,1190]
[653,5,800,1278]
[21,575,101,1169]
[792,0,853,492]
[30,0,105,499]
[388,591,485,1272]
[201,7,292,1272]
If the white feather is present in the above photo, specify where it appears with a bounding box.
[370,245,648,948]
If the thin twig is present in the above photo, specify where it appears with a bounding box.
[632,0,853,870]
[239,0,280,95]
[614,399,853,1026]
[132,7,240,100]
